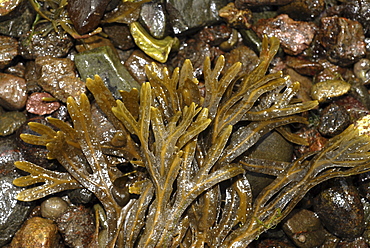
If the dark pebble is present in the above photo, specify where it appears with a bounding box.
[318,103,351,137]
[313,179,365,240]
[102,23,136,51]
[0,35,18,70]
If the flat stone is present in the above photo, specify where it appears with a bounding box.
[124,49,160,84]
[0,73,27,110]
[75,45,140,99]
[26,92,60,115]
[139,1,168,39]
[35,56,85,102]
[0,176,34,246]
[0,3,35,38]
[166,0,228,35]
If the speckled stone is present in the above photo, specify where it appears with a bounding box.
[26,92,60,115]
[10,217,62,248]
[0,35,18,70]
[0,73,27,110]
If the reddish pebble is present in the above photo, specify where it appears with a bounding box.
[26,92,60,115]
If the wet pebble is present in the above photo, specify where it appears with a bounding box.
[313,179,365,240]
[0,176,34,247]
[283,68,313,103]
[26,92,60,115]
[235,0,293,8]
[0,73,27,110]
[198,25,233,47]
[282,209,326,248]
[256,239,295,248]
[124,49,160,84]
[102,23,136,51]
[278,0,325,21]
[41,197,69,221]
[5,62,26,78]
[318,103,351,137]
[19,24,74,60]
[35,56,85,102]
[0,35,18,70]
[0,134,22,176]
[311,79,351,102]
[10,217,62,248]
[56,205,95,248]
[0,111,26,137]
[0,0,22,17]
[219,2,252,29]
[337,237,369,248]
[354,59,370,85]
[295,126,327,156]
[340,0,370,36]
[68,188,96,205]
[316,17,366,67]
[0,2,35,38]
[166,0,227,35]
[285,56,323,77]
[139,1,168,39]
[253,14,317,55]
[223,45,258,78]
[68,0,110,34]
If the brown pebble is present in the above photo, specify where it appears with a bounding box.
[0,35,18,69]
[26,92,60,115]
[0,73,27,110]
[10,217,62,248]
[253,14,317,55]
[35,56,85,102]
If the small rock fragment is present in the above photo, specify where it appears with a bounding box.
[253,14,317,55]
[0,111,26,136]
[311,79,351,102]
[139,1,168,39]
[0,3,35,38]
[166,0,227,34]
[102,23,136,50]
[41,197,69,221]
[0,35,18,69]
[35,56,85,102]
[283,209,326,248]
[341,0,370,36]
[278,0,325,20]
[223,45,258,78]
[0,73,27,110]
[56,205,96,248]
[10,217,61,248]
[316,17,366,67]
[67,0,110,34]
[314,179,365,240]
[318,103,351,137]
[19,24,74,60]
[219,2,252,29]
[285,56,323,77]
[198,25,233,47]
[124,49,161,84]
[26,92,60,115]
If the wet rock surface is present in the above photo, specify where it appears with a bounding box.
[318,103,351,137]
[0,35,18,70]
[10,217,62,248]
[0,73,27,110]
[314,179,365,240]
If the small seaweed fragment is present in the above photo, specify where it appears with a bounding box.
[14,35,370,248]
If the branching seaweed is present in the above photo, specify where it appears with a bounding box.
[14,36,370,248]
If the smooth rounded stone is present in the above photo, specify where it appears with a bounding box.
[35,56,85,103]
[318,103,351,137]
[102,23,136,51]
[0,73,27,110]
[311,79,351,103]
[68,0,110,34]
[166,0,228,35]
[0,176,34,247]
[354,59,370,85]
[278,0,325,20]
[10,217,62,248]
[316,17,366,67]
[19,24,74,60]
[313,179,365,240]
[253,14,317,55]
[68,188,96,205]
[26,92,60,115]
[56,205,95,248]
[139,1,168,39]
[282,209,326,248]
[340,0,370,36]
[41,197,69,221]
[0,35,18,70]
[124,49,160,84]
[245,131,293,197]
[0,1,35,38]
[0,111,26,136]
